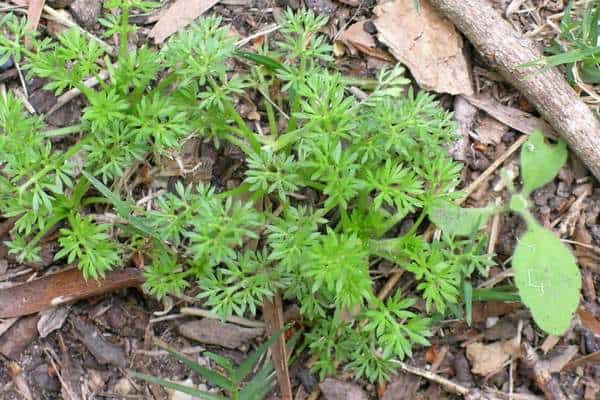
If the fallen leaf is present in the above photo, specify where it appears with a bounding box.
[72,317,127,367]
[319,378,368,400]
[148,0,220,44]
[27,0,46,32]
[465,94,557,138]
[178,319,263,349]
[465,339,520,376]
[474,115,509,145]
[471,301,521,324]
[381,373,421,400]
[374,0,473,95]
[577,305,600,337]
[337,20,375,55]
[545,345,579,373]
[0,268,144,318]
[38,305,71,338]
[0,315,40,359]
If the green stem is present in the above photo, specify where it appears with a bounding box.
[42,123,86,138]
[207,77,262,153]
[19,135,92,193]
[119,5,130,61]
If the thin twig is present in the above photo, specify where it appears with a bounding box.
[180,307,265,328]
[460,134,529,204]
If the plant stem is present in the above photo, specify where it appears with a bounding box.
[43,123,85,138]
[119,5,130,61]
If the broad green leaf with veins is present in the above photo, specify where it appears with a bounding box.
[520,130,567,196]
[428,199,496,237]
[512,222,581,335]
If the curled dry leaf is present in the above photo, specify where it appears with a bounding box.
[373,0,473,95]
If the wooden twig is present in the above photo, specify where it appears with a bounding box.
[428,0,600,181]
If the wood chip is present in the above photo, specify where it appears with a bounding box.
[148,0,220,44]
[0,315,40,359]
[38,305,71,338]
[0,268,143,318]
[178,319,263,349]
[319,378,368,400]
[374,0,473,95]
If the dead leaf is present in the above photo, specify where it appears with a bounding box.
[0,268,144,318]
[577,305,600,337]
[374,0,473,95]
[72,317,127,367]
[178,319,263,349]
[474,115,508,145]
[336,20,395,62]
[466,321,522,376]
[381,373,421,400]
[471,301,521,324]
[0,314,40,359]
[263,291,292,400]
[148,0,220,44]
[465,94,557,138]
[38,305,71,338]
[337,20,375,55]
[545,345,579,373]
[319,378,368,400]
[27,0,46,33]
[466,339,520,376]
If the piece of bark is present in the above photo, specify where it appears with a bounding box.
[0,268,144,318]
[263,291,292,400]
[374,0,473,95]
[428,0,600,181]
[178,319,263,349]
[0,315,40,359]
[71,317,127,367]
[522,344,567,400]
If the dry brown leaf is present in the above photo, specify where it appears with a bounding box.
[373,0,473,95]
[337,20,375,55]
[27,0,46,32]
[337,20,395,62]
[148,0,220,44]
[465,94,557,138]
[577,305,600,337]
[319,378,368,400]
[474,115,509,145]
[178,319,263,349]
[466,339,520,376]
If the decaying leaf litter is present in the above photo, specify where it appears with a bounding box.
[0,0,600,399]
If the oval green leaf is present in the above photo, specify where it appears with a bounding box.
[520,130,567,196]
[512,225,581,335]
[428,200,495,237]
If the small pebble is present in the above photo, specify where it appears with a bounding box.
[0,54,14,72]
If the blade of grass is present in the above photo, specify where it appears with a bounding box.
[155,344,233,389]
[129,371,228,400]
